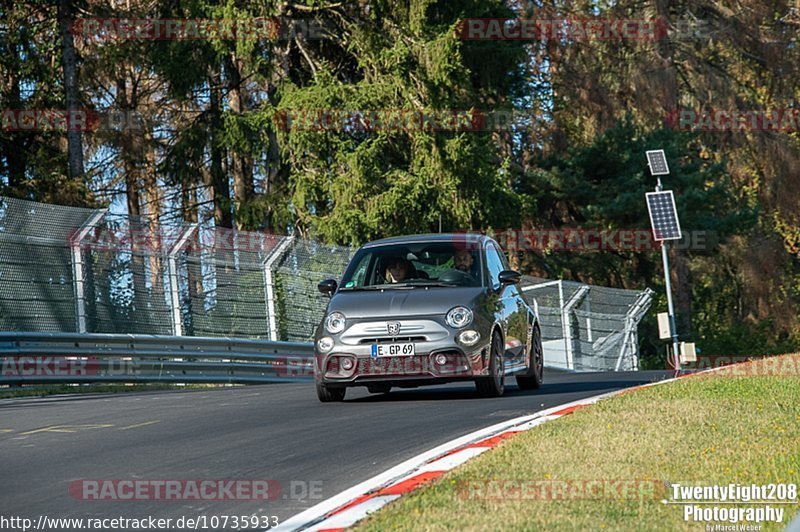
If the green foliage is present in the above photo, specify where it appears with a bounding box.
[0,1,94,205]
[274,0,525,245]
[518,120,756,284]
[515,120,775,363]
[2,0,798,357]
[694,318,800,358]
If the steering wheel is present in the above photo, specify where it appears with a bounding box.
[439,268,475,284]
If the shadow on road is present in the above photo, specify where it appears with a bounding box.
[346,370,673,403]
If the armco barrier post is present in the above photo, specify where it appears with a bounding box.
[615,288,654,370]
[561,284,589,370]
[263,236,295,341]
[70,210,106,333]
[167,225,198,337]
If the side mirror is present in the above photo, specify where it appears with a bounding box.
[318,279,338,296]
[498,270,521,286]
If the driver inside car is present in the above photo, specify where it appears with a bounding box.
[454,248,474,272]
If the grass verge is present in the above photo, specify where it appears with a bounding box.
[358,354,800,531]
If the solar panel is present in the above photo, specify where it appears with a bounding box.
[646,150,670,175]
[646,191,682,241]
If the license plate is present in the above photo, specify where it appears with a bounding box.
[371,342,415,358]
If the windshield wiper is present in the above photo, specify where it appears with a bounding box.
[392,281,454,288]
[341,281,455,290]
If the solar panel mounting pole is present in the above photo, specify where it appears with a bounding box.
[646,150,681,371]
[655,179,680,369]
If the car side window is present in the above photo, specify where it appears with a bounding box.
[498,245,511,270]
[348,254,370,287]
[485,243,504,291]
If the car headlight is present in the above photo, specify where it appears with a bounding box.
[324,312,346,334]
[317,336,334,352]
[446,306,473,328]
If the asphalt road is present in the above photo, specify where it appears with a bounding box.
[0,370,672,529]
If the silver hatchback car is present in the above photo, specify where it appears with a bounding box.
[313,233,543,402]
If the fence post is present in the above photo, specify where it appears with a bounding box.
[263,236,295,341]
[585,295,593,342]
[561,284,589,370]
[167,224,198,337]
[614,288,654,370]
[558,281,570,369]
[70,210,106,333]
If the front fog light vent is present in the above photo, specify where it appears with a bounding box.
[457,330,481,346]
[317,337,334,352]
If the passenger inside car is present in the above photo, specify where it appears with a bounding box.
[383,256,412,283]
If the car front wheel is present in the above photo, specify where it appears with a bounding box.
[476,332,505,397]
[316,383,346,402]
[517,324,543,390]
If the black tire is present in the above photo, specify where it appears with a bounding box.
[517,324,544,390]
[367,384,391,394]
[476,332,505,397]
[316,383,346,402]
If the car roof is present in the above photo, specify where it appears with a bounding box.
[362,233,494,249]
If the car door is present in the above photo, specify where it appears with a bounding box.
[484,242,526,370]
[498,248,533,370]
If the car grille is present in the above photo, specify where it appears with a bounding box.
[339,319,449,346]
[358,336,427,345]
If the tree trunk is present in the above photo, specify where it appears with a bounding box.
[4,71,26,191]
[1,7,25,189]
[672,249,694,338]
[116,79,141,217]
[208,70,233,229]
[654,0,679,116]
[143,126,161,291]
[114,76,148,331]
[181,181,198,224]
[263,83,287,233]
[180,180,199,336]
[225,54,254,229]
[58,0,85,179]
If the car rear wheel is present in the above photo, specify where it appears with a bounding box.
[476,332,505,397]
[316,383,346,402]
[517,324,543,390]
[367,384,391,394]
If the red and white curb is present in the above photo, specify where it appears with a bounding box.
[275,370,718,532]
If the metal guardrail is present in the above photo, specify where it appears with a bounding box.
[0,333,315,385]
[521,280,653,371]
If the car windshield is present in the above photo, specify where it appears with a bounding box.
[339,242,484,289]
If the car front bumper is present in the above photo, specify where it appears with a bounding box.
[315,344,491,385]
[314,317,492,386]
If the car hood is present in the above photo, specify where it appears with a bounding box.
[328,286,486,319]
